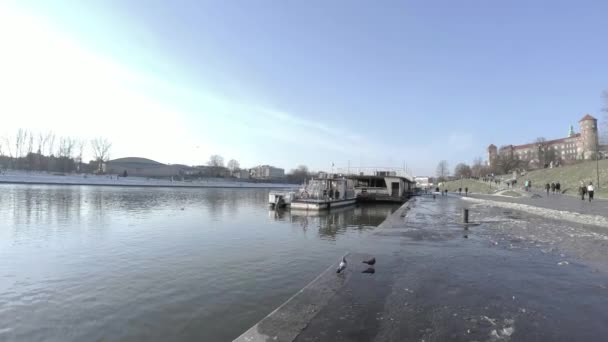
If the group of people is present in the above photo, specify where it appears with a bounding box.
[434,187,469,196]
[544,181,562,195]
[579,181,595,202]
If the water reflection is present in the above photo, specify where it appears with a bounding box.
[269,204,398,239]
[0,185,400,342]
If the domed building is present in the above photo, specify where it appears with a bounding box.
[106,157,193,177]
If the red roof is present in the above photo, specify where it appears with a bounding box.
[579,114,596,122]
[512,134,580,150]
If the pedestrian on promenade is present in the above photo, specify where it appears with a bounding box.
[588,182,595,202]
[579,181,587,200]
[524,180,529,192]
[551,182,556,194]
[529,180,532,190]
[556,182,561,194]
[459,187,462,195]
[545,183,550,195]
[465,187,468,196]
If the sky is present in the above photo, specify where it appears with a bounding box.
[0,0,607,176]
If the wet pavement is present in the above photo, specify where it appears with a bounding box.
[467,191,608,218]
[242,195,608,342]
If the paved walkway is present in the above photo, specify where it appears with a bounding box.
[236,196,608,341]
[466,190,608,218]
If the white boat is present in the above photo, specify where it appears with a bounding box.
[289,177,357,211]
[268,191,296,208]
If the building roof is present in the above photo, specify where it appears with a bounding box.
[108,157,164,165]
[512,134,581,150]
[488,144,497,148]
[579,114,596,122]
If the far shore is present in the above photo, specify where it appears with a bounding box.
[0,171,297,189]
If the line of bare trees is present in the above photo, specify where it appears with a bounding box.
[0,129,112,173]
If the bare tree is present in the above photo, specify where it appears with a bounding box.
[495,154,522,175]
[36,133,44,154]
[47,132,56,157]
[287,165,311,184]
[227,159,240,171]
[3,135,13,159]
[15,129,26,159]
[436,160,449,182]
[26,133,33,156]
[76,140,86,172]
[91,137,112,172]
[58,137,76,158]
[535,137,547,167]
[454,163,472,178]
[207,155,224,167]
[471,157,486,178]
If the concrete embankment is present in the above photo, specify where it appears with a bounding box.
[0,172,295,189]
[233,202,413,342]
[234,195,608,342]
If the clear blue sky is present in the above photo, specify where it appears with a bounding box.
[1,0,606,175]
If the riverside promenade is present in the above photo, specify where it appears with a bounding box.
[235,195,608,342]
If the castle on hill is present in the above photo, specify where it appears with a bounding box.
[487,114,599,169]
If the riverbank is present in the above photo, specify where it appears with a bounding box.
[0,170,296,189]
[235,195,608,341]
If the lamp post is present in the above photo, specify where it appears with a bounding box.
[597,147,600,189]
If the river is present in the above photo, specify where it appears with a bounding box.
[0,185,399,341]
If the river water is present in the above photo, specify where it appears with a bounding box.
[0,185,398,342]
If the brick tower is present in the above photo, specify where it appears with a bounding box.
[487,144,498,168]
[579,114,598,159]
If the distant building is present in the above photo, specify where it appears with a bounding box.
[250,165,285,180]
[193,165,231,178]
[106,157,190,177]
[488,114,600,169]
[414,176,431,188]
[232,169,250,179]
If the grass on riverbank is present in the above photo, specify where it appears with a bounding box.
[439,179,496,194]
[517,159,608,199]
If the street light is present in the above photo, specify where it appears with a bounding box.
[597,146,600,189]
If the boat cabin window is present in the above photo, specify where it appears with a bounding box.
[356,178,386,188]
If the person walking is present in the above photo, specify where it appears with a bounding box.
[524,180,529,192]
[580,181,586,200]
[465,187,468,196]
[588,182,595,202]
[545,183,550,195]
[556,182,561,194]
[459,187,462,195]
[551,182,556,194]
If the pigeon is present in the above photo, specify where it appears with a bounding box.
[362,267,375,274]
[336,256,347,273]
[362,257,376,266]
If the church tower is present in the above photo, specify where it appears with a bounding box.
[579,114,598,159]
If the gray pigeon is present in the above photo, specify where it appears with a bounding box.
[336,256,347,273]
[362,267,375,274]
[362,257,376,266]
